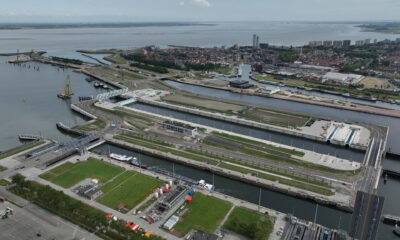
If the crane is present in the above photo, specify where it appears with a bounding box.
[57,74,73,99]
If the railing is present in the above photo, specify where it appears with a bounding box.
[96,88,128,100]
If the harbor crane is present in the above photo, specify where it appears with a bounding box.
[57,74,73,99]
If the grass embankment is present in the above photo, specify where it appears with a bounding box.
[98,171,161,211]
[223,207,273,240]
[118,70,147,80]
[114,134,219,165]
[242,107,311,128]
[0,179,10,186]
[40,158,124,188]
[0,140,45,160]
[9,175,162,240]
[114,134,334,196]
[173,193,232,235]
[212,132,304,157]
[76,119,106,131]
[161,94,245,115]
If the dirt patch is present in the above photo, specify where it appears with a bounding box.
[360,77,395,89]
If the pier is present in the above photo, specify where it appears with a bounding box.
[382,169,400,179]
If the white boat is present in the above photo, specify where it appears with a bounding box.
[199,179,215,191]
[109,153,133,162]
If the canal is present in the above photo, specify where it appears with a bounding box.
[165,80,400,151]
[128,102,365,162]
[95,143,352,231]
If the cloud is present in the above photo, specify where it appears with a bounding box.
[179,1,185,6]
[192,0,210,8]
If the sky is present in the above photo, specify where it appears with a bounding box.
[0,0,400,23]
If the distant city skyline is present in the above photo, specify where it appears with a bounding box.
[0,0,400,23]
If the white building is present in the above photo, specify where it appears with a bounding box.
[322,72,364,85]
[253,34,260,49]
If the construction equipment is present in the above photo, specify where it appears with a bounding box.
[57,74,73,99]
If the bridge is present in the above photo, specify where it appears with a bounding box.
[59,134,100,154]
[117,97,137,106]
[96,88,128,101]
[350,191,384,240]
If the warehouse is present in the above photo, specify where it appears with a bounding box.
[162,120,197,137]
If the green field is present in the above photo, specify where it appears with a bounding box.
[223,207,274,240]
[173,193,232,235]
[40,158,124,188]
[97,172,162,211]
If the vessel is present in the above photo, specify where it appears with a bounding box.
[57,75,73,99]
[109,153,132,162]
[130,157,148,169]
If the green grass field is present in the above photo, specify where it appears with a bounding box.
[173,193,232,235]
[40,158,124,188]
[97,172,162,211]
[223,207,274,240]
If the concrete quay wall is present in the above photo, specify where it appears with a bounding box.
[138,98,366,151]
[71,104,98,120]
[106,138,353,213]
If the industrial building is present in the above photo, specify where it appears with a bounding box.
[162,120,197,137]
[259,86,280,95]
[322,72,364,85]
[229,80,254,89]
[74,184,103,200]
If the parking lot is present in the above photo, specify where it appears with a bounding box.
[0,201,100,240]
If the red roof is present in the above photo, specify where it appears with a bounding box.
[106,213,113,219]
[186,196,193,203]
[162,188,168,193]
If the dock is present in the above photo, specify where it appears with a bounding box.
[382,169,400,179]
[382,214,400,225]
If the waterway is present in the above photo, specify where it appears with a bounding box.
[128,103,365,162]
[0,56,109,150]
[166,80,400,151]
[95,143,352,231]
[1,22,400,59]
